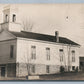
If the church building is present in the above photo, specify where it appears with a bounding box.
[0,5,80,77]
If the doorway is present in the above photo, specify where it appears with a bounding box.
[1,67,5,77]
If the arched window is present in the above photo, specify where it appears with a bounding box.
[12,14,16,22]
[5,14,9,22]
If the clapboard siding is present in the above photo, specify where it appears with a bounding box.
[0,39,17,64]
[16,38,79,68]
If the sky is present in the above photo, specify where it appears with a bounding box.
[0,4,84,56]
[0,0,84,3]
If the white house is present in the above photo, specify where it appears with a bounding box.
[0,5,80,77]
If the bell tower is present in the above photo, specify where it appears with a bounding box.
[3,5,10,23]
[0,5,22,32]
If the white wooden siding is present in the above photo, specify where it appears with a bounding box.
[16,38,79,67]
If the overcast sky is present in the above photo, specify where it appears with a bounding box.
[0,4,84,55]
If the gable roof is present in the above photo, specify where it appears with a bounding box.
[10,31,80,46]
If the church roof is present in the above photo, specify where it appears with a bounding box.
[10,31,80,46]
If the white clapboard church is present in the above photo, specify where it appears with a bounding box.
[0,5,80,77]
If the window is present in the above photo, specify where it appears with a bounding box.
[31,46,36,59]
[46,48,50,60]
[32,65,35,73]
[46,65,50,73]
[72,66,75,70]
[72,50,75,62]
[12,14,16,22]
[5,14,9,22]
[59,49,63,62]
[10,45,14,58]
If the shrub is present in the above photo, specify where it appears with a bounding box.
[75,66,78,72]
[60,66,65,73]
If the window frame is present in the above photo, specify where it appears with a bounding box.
[46,47,50,60]
[31,46,36,59]
[59,49,63,62]
[72,50,75,62]
[32,65,35,73]
[46,65,50,73]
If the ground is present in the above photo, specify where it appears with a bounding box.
[39,72,84,80]
[0,72,84,80]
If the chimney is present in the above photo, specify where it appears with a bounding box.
[55,31,59,42]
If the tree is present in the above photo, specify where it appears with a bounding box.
[24,48,31,80]
[21,17,34,32]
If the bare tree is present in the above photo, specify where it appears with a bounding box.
[21,17,34,32]
[23,48,31,80]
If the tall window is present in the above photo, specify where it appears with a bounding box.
[12,14,16,22]
[5,14,9,22]
[46,48,50,60]
[59,49,63,62]
[31,46,36,59]
[46,65,50,73]
[10,45,14,58]
[72,50,75,62]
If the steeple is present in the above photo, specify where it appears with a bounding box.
[0,5,22,32]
